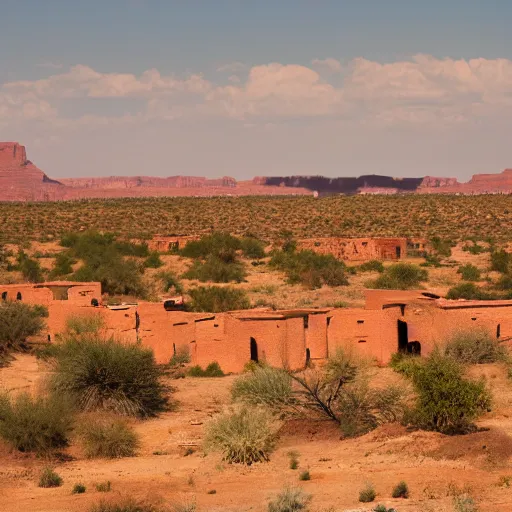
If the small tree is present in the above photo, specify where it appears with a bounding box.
[0,301,46,359]
[188,286,251,312]
[405,351,491,434]
[457,264,481,282]
[369,263,428,290]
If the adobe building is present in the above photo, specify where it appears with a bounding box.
[297,237,408,261]
[4,281,511,372]
[146,235,200,253]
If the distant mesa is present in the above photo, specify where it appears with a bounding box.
[0,141,512,202]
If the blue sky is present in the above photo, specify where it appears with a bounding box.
[1,1,511,179]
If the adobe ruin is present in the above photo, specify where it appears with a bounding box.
[6,281,511,373]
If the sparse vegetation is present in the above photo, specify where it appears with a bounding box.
[89,497,163,512]
[50,334,168,417]
[359,260,385,273]
[188,285,251,312]
[0,301,46,362]
[457,264,481,282]
[183,256,246,283]
[72,483,87,494]
[77,415,139,458]
[187,362,225,377]
[369,263,428,290]
[287,450,300,470]
[359,482,376,503]
[444,327,507,364]
[298,470,311,481]
[0,392,73,454]
[453,494,479,512]
[204,406,279,464]
[95,481,112,492]
[392,481,409,498]
[268,486,311,512]
[39,467,63,488]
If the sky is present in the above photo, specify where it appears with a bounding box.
[1,0,512,180]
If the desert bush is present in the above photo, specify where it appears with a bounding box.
[392,481,409,498]
[241,237,266,259]
[336,382,405,438]
[144,252,163,269]
[288,450,300,469]
[66,313,105,336]
[270,249,348,289]
[50,252,75,278]
[231,366,294,409]
[181,232,241,262]
[299,470,311,481]
[183,256,246,283]
[95,481,112,492]
[457,264,481,282]
[404,351,491,434]
[389,352,421,377]
[268,486,311,512]
[39,467,63,488]
[204,406,279,464]
[188,285,251,312]
[373,506,396,512]
[359,260,385,273]
[453,494,478,512]
[50,335,168,417]
[187,362,224,377]
[490,249,511,274]
[156,271,183,294]
[89,497,163,512]
[0,392,73,454]
[359,483,376,503]
[369,263,428,290]
[0,301,46,357]
[169,346,191,367]
[77,415,139,458]
[16,251,44,283]
[463,242,486,255]
[72,483,87,494]
[430,237,453,257]
[445,282,495,300]
[444,328,507,364]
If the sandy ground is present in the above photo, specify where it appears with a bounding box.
[2,355,512,512]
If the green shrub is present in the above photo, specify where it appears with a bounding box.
[287,450,300,470]
[188,285,251,312]
[17,251,44,283]
[463,243,486,255]
[204,406,279,464]
[491,250,511,274]
[89,497,163,512]
[72,483,87,494]
[298,470,310,481]
[444,328,507,364]
[181,232,241,262]
[187,362,224,377]
[169,346,191,367]
[373,506,396,512]
[0,392,73,454]
[269,249,348,289]
[144,252,163,269]
[359,483,376,503]
[404,351,491,434]
[359,260,385,273]
[457,264,481,282]
[391,481,409,498]
[39,467,63,488]
[66,313,105,336]
[369,263,428,290]
[231,366,293,409]
[430,237,453,257]
[268,486,311,512]
[446,283,493,300]
[156,271,183,294]
[453,494,478,512]
[389,352,421,377]
[50,252,75,278]
[0,301,46,357]
[337,382,405,438]
[183,256,246,283]
[50,335,168,417]
[78,415,139,458]
[241,237,266,259]
[95,481,112,492]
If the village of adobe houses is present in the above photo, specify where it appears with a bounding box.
[2,234,511,373]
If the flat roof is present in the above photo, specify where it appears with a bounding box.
[437,299,512,310]
[0,281,100,288]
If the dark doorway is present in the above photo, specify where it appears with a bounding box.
[305,348,311,366]
[250,337,258,362]
[1,292,6,301]
[497,324,501,339]
[91,298,99,307]
[407,341,421,355]
[397,320,408,352]
[16,292,22,301]
[395,246,402,259]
